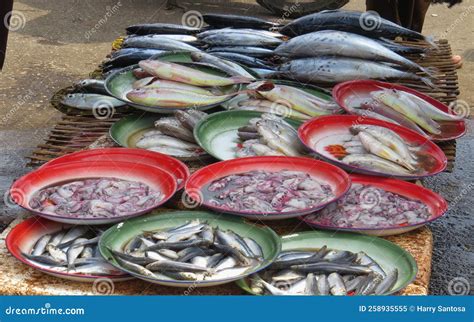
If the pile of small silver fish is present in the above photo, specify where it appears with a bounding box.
[306,183,431,228]
[135,110,207,159]
[227,81,341,120]
[29,178,163,218]
[204,170,334,213]
[361,88,464,136]
[108,220,264,281]
[235,113,306,157]
[250,246,398,295]
[126,60,249,107]
[23,226,123,275]
[334,125,423,176]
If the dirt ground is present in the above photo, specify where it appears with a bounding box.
[0,0,472,295]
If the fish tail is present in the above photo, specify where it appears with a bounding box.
[420,76,438,89]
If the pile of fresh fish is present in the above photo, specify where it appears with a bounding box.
[23,226,123,276]
[29,178,163,218]
[268,10,438,86]
[279,10,437,47]
[235,113,306,157]
[126,60,249,108]
[326,124,424,176]
[204,170,334,213]
[359,88,464,136]
[196,27,282,72]
[108,220,264,281]
[227,81,341,120]
[306,183,431,228]
[135,110,207,159]
[249,246,398,295]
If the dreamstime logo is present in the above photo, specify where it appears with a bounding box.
[181,10,204,29]
[92,100,116,120]
[448,99,471,119]
[181,188,203,209]
[4,11,26,32]
[359,187,381,210]
[447,277,470,295]
[270,100,292,119]
[92,278,115,295]
[3,188,24,208]
[84,1,122,40]
[359,11,381,31]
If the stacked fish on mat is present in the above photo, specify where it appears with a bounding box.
[272,29,436,86]
[108,220,264,281]
[227,81,341,120]
[305,183,431,229]
[125,60,249,108]
[249,246,398,295]
[135,110,207,159]
[203,170,334,213]
[235,113,305,157]
[196,27,283,71]
[325,125,426,176]
[279,10,437,46]
[24,226,123,276]
[361,88,464,136]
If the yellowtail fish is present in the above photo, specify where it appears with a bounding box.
[127,88,234,107]
[138,60,251,86]
[371,89,441,135]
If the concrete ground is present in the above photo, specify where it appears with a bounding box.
[0,0,472,294]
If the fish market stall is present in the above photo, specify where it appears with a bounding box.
[2,10,467,296]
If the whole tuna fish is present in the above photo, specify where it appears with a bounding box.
[274,30,432,74]
[280,10,437,47]
[197,28,283,39]
[202,33,282,47]
[202,14,280,29]
[275,57,435,87]
[123,36,200,52]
